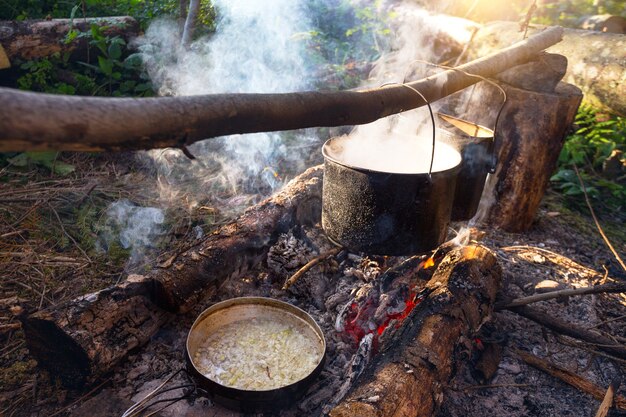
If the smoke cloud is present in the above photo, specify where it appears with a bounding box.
[105,0,482,267]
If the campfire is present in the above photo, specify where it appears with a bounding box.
[20,166,505,416]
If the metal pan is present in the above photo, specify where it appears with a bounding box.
[186,297,326,412]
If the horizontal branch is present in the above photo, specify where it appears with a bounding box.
[0,26,564,152]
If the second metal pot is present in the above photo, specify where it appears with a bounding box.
[437,113,495,221]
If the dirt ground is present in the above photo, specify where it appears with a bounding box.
[0,153,624,417]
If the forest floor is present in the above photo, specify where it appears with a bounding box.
[0,151,624,417]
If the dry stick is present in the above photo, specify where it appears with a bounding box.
[515,350,626,410]
[594,379,621,417]
[0,27,564,152]
[495,282,626,310]
[573,163,626,272]
[507,305,626,360]
[48,378,112,417]
[282,247,342,290]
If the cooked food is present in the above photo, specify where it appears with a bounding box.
[193,317,323,390]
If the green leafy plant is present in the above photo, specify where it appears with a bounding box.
[532,0,626,27]
[6,152,76,175]
[551,105,626,214]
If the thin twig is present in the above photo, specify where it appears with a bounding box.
[282,247,341,290]
[515,349,626,410]
[47,202,92,263]
[588,314,626,329]
[495,282,626,310]
[505,305,626,359]
[458,383,531,391]
[573,163,626,272]
[48,378,111,417]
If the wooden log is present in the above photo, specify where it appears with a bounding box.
[455,81,582,232]
[152,165,324,313]
[20,275,167,388]
[329,245,502,417]
[0,27,564,152]
[468,22,626,116]
[0,17,140,62]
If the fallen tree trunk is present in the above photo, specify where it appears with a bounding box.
[0,17,140,63]
[467,22,626,116]
[20,275,166,387]
[0,26,564,152]
[330,245,502,417]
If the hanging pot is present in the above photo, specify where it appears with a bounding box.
[321,135,462,256]
[437,113,495,221]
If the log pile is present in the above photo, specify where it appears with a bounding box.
[19,166,506,417]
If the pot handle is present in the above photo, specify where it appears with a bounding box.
[402,61,508,174]
[381,82,437,179]
[399,84,437,179]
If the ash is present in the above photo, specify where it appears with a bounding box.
[110,226,429,417]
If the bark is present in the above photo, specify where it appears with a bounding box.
[20,275,167,387]
[152,165,324,313]
[0,26,564,152]
[330,245,502,417]
[468,22,626,116]
[453,81,582,232]
[0,17,140,62]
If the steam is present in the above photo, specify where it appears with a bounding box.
[334,3,475,176]
[137,0,317,209]
[100,200,165,267]
[102,1,484,267]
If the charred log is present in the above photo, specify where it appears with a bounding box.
[329,245,502,417]
[152,165,323,312]
[20,275,166,387]
[20,166,323,386]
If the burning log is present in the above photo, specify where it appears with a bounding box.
[0,17,140,63]
[0,26,564,152]
[153,165,323,312]
[20,275,166,387]
[330,245,502,417]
